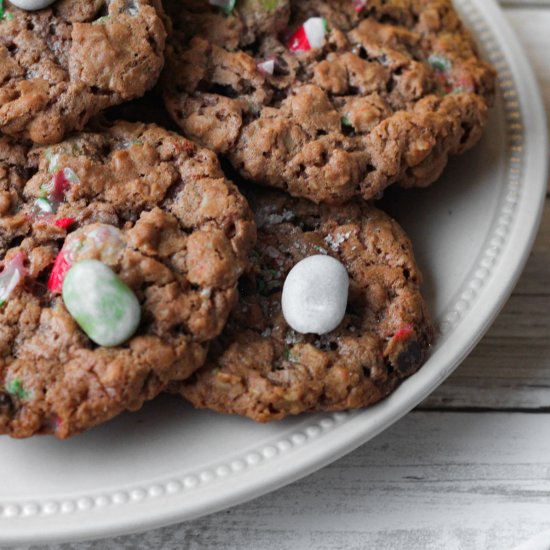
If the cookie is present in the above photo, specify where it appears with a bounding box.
[0,121,256,438]
[162,0,496,204]
[0,0,167,144]
[0,135,31,210]
[178,188,433,421]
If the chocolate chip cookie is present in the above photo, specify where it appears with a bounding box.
[0,121,256,438]
[162,0,495,204]
[178,188,433,421]
[0,0,167,144]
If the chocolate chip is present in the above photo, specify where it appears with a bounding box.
[273,56,289,77]
[397,341,422,373]
[238,275,256,297]
[0,392,14,416]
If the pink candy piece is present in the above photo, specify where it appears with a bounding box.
[51,170,71,202]
[353,0,368,12]
[393,325,414,343]
[0,252,26,306]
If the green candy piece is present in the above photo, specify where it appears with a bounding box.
[5,378,28,400]
[428,54,452,73]
[341,115,353,128]
[261,0,279,10]
[62,260,141,347]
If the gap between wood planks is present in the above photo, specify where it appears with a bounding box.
[97,412,550,550]
[500,1,550,7]
[497,0,550,9]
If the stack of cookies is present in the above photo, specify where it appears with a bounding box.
[0,0,495,438]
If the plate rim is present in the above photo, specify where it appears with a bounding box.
[0,0,547,543]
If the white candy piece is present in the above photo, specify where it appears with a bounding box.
[9,0,56,10]
[281,255,349,335]
[303,17,327,49]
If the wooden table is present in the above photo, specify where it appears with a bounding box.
[27,2,550,549]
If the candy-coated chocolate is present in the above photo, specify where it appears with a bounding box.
[281,255,349,334]
[62,260,141,347]
[8,0,55,11]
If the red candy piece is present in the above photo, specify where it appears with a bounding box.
[288,26,310,52]
[53,415,62,430]
[454,75,475,93]
[54,217,75,230]
[288,18,327,52]
[47,250,71,293]
[353,0,368,12]
[393,325,414,342]
[435,72,453,94]
[52,170,70,202]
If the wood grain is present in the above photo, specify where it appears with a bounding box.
[501,0,550,7]
[28,413,550,550]
[498,0,550,9]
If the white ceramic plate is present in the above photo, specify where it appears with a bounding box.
[0,0,547,544]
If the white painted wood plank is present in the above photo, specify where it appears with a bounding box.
[25,412,550,550]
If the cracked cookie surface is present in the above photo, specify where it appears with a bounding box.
[0,0,167,144]
[178,188,433,421]
[0,121,256,438]
[163,0,495,204]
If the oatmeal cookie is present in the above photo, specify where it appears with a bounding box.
[0,0,166,144]
[0,121,256,438]
[178,188,433,421]
[0,135,31,209]
[163,0,495,204]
